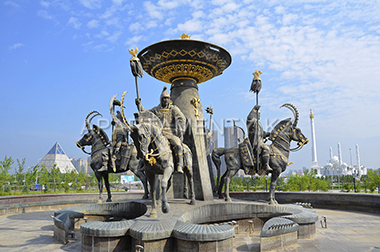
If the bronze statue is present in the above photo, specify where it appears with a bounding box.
[246,104,272,175]
[113,92,196,218]
[212,103,309,203]
[76,111,149,203]
[110,110,129,172]
[135,86,186,174]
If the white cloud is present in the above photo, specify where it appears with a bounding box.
[282,13,298,25]
[87,19,99,28]
[124,35,143,48]
[220,2,240,13]
[93,44,107,50]
[68,17,81,29]
[177,20,202,33]
[4,1,20,8]
[40,1,50,8]
[146,21,157,29]
[107,31,122,43]
[100,2,130,19]
[94,30,110,38]
[144,1,162,20]
[192,11,204,19]
[112,0,124,5]
[8,43,24,50]
[211,0,234,6]
[158,0,179,9]
[105,17,120,27]
[37,10,53,20]
[129,22,142,32]
[79,0,102,9]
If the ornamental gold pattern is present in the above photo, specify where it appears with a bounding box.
[139,44,231,84]
[154,63,214,83]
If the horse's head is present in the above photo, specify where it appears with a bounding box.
[130,123,151,160]
[76,131,94,149]
[290,126,309,150]
[130,111,163,162]
[278,103,309,151]
[76,111,109,154]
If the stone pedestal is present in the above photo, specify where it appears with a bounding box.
[171,78,213,201]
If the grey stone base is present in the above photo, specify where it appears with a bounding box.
[261,231,298,251]
[176,238,233,252]
[298,222,316,239]
[53,199,318,251]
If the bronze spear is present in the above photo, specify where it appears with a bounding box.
[250,70,262,174]
[129,48,144,111]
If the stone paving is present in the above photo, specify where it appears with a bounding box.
[1,206,380,252]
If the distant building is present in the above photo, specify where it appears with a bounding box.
[37,142,77,173]
[317,143,367,178]
[86,156,93,174]
[70,157,88,173]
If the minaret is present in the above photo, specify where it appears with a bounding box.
[356,144,361,177]
[338,142,342,165]
[329,147,333,160]
[310,109,320,169]
[356,144,361,168]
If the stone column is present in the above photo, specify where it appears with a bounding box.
[310,109,319,170]
[170,78,213,201]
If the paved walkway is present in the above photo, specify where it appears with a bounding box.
[0,207,380,251]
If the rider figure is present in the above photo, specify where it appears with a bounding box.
[110,111,128,172]
[247,104,273,174]
[136,86,186,174]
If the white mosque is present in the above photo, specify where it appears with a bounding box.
[309,109,367,178]
[316,143,367,178]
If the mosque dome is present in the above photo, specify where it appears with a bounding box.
[324,162,333,168]
[330,156,339,165]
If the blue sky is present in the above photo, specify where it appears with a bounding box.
[1,0,380,172]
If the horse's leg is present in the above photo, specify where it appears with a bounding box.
[269,169,279,205]
[137,170,149,199]
[161,165,174,214]
[147,171,157,218]
[184,166,196,205]
[183,173,188,199]
[215,164,220,195]
[218,172,227,199]
[224,169,237,202]
[95,171,103,203]
[212,148,225,195]
[103,173,112,202]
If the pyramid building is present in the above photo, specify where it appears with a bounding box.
[37,142,78,173]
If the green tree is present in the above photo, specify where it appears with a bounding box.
[343,182,351,192]
[39,165,50,193]
[50,165,60,191]
[368,169,380,193]
[0,156,14,193]
[360,175,369,193]
[26,165,39,190]
[77,170,86,191]
[15,158,26,191]
[276,177,285,191]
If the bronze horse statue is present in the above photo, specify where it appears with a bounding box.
[76,111,149,203]
[121,105,196,218]
[212,103,309,204]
